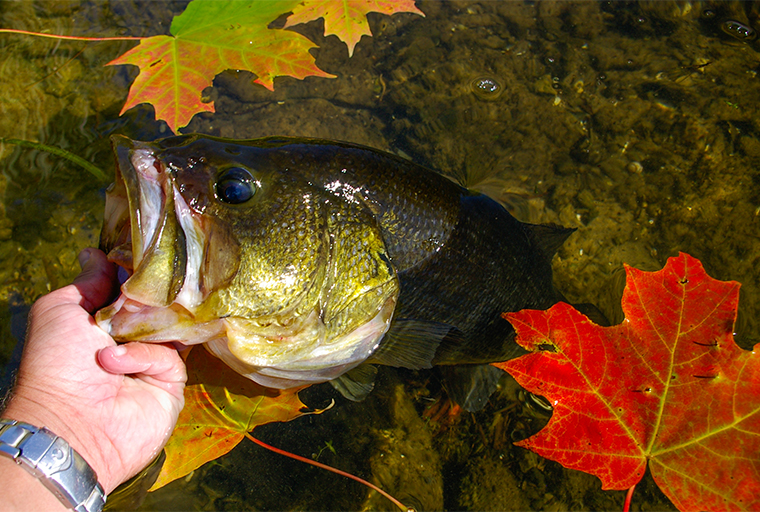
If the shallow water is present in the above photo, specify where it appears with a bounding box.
[1,0,758,510]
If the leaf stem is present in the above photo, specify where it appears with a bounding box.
[244,432,412,512]
[622,484,636,512]
[0,138,108,181]
[0,28,142,41]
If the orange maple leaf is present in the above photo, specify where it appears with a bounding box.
[149,347,307,491]
[108,0,334,133]
[285,0,425,57]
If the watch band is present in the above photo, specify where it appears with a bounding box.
[0,419,106,512]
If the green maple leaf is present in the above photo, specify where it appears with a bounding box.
[285,0,425,57]
[108,0,334,133]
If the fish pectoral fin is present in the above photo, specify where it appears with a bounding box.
[330,364,378,402]
[368,319,455,370]
[439,364,505,412]
[524,222,576,263]
[571,302,611,327]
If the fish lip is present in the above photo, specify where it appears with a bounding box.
[98,135,208,336]
[101,135,163,267]
[100,135,169,305]
[117,135,167,270]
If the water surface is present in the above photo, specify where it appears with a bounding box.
[2,1,758,510]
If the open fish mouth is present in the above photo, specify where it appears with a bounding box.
[96,135,207,339]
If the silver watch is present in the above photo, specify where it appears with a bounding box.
[0,419,106,512]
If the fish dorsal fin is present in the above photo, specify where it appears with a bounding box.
[368,319,452,369]
[330,364,378,402]
[439,364,505,412]
[524,223,576,262]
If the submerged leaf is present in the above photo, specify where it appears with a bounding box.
[494,253,760,511]
[150,347,307,491]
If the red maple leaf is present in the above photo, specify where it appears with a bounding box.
[494,253,760,511]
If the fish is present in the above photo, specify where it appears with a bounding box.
[96,134,573,410]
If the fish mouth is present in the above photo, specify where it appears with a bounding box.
[96,135,206,339]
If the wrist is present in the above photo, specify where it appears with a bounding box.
[0,455,70,511]
[0,419,106,512]
[2,391,114,492]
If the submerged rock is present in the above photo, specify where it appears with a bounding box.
[363,377,443,511]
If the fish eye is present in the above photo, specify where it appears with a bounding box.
[216,167,256,204]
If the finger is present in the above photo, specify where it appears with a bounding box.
[72,248,119,313]
[99,342,187,384]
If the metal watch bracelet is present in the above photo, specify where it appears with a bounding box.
[0,419,106,512]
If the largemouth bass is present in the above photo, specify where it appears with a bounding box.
[96,135,572,409]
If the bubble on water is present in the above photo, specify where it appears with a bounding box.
[470,76,503,101]
[721,20,756,41]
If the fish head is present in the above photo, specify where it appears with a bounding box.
[97,134,399,389]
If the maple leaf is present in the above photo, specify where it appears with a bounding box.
[284,0,425,57]
[107,0,334,133]
[494,253,760,511]
[149,346,307,491]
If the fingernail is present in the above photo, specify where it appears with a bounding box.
[110,344,128,357]
[78,248,92,269]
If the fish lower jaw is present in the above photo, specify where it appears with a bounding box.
[207,298,396,389]
[94,295,222,343]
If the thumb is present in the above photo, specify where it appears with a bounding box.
[72,248,119,313]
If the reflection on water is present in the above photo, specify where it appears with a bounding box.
[2,0,759,510]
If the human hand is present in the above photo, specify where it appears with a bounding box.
[2,248,186,494]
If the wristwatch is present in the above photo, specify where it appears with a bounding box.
[0,419,106,512]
